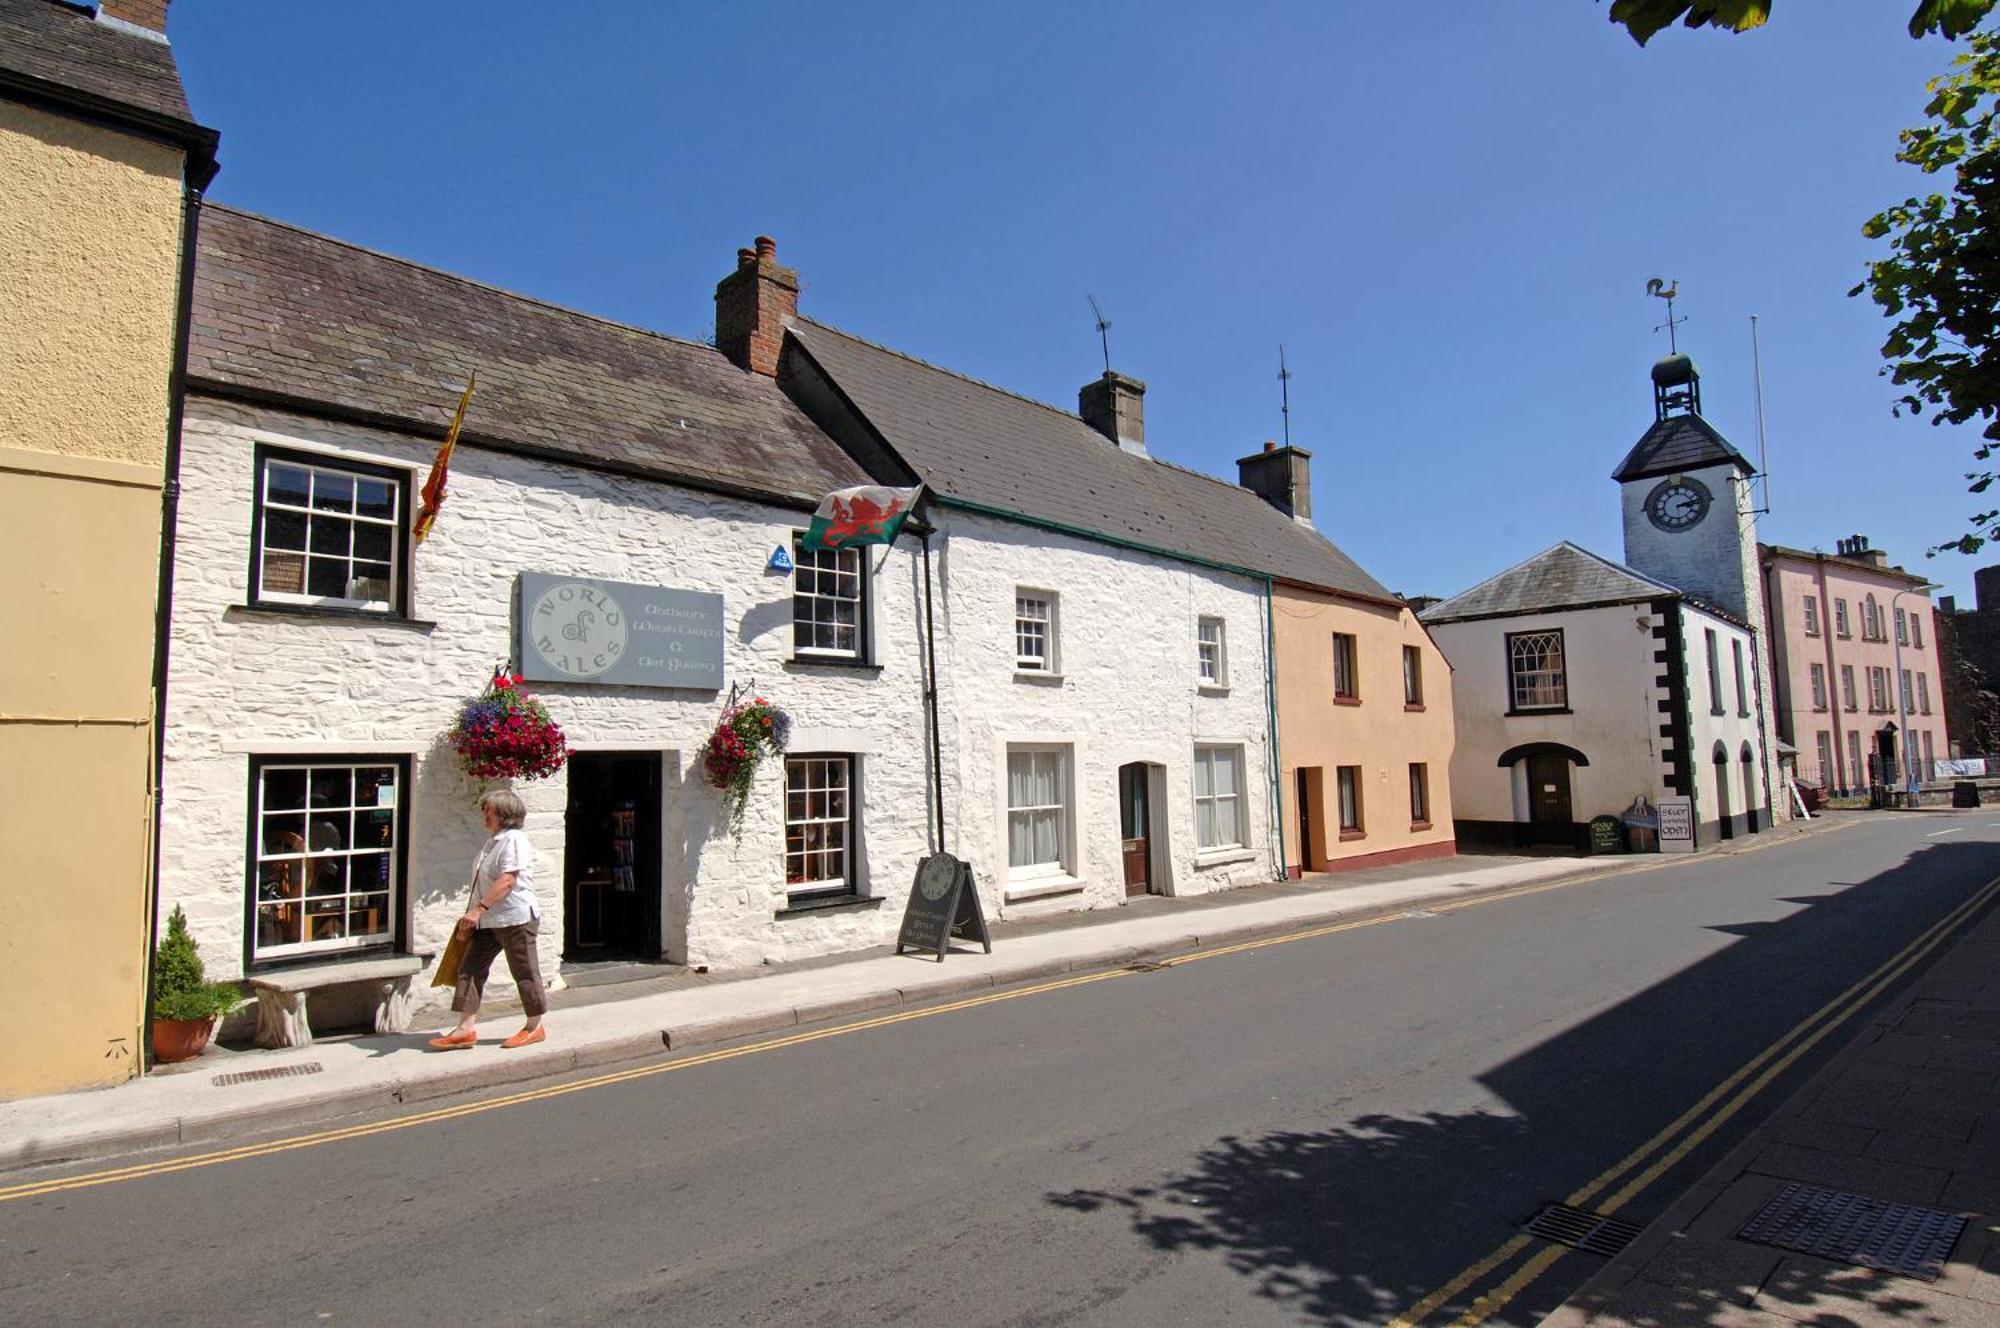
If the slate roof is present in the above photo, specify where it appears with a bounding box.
[0,0,195,125]
[189,207,872,506]
[1611,412,1755,484]
[787,320,1397,602]
[1419,541,1680,624]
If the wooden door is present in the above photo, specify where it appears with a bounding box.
[1526,755,1572,843]
[1119,763,1151,896]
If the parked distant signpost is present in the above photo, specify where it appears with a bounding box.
[1658,796,1695,854]
[896,852,991,962]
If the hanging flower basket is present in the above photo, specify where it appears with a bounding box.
[447,671,570,782]
[701,695,791,835]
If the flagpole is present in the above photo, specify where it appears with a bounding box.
[920,524,947,851]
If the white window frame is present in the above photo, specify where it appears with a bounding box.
[1841,665,1857,712]
[1816,731,1834,787]
[1835,598,1851,637]
[1869,667,1889,712]
[1506,629,1567,711]
[251,758,402,963]
[1919,672,1932,714]
[1810,663,1827,710]
[252,449,408,614]
[1193,745,1245,851]
[1803,596,1820,636]
[1197,616,1228,687]
[1005,745,1072,882]
[1896,607,1909,646]
[1902,669,1915,715]
[792,536,865,660]
[1912,615,1924,649]
[1337,765,1364,834]
[783,755,855,900]
[1015,590,1058,673]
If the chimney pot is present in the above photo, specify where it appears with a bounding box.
[755,236,777,261]
[1264,441,1276,453]
[736,248,756,270]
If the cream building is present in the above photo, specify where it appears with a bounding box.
[0,0,218,1097]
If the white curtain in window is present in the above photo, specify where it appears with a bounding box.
[1008,751,1063,868]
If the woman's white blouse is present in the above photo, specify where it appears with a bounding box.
[472,828,539,929]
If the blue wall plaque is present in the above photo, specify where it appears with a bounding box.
[517,572,725,691]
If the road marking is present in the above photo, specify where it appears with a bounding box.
[1931,828,1966,837]
[1391,869,2000,1327]
[0,818,1886,1205]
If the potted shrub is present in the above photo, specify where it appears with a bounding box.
[149,905,242,1063]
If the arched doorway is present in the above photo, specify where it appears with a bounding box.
[1498,742,1590,847]
[1713,742,1733,840]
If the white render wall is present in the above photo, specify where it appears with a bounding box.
[1680,602,1771,831]
[162,400,938,990]
[932,510,1277,917]
[1431,604,1668,826]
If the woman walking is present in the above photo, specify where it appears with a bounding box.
[429,790,548,1050]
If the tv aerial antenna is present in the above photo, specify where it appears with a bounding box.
[1646,277,1685,353]
[1087,294,1113,374]
[1278,344,1293,448]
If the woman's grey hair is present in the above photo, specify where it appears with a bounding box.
[479,789,527,830]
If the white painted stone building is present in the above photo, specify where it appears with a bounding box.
[162,209,938,1007]
[1420,354,1781,850]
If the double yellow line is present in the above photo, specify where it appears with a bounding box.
[1389,869,2000,1328]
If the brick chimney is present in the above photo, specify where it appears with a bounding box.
[1238,440,1314,526]
[714,236,797,377]
[1836,534,1890,569]
[1079,371,1147,456]
[97,0,171,40]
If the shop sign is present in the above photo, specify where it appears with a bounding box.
[895,852,991,962]
[517,572,724,690]
[1657,795,1696,853]
[1587,815,1625,854]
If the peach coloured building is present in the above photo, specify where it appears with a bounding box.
[1761,537,1949,794]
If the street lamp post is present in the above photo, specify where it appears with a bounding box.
[1890,581,1942,804]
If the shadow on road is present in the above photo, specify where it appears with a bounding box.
[1047,838,1999,1326]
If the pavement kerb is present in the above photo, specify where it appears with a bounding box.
[0,816,1854,1176]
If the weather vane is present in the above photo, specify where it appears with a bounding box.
[1278,344,1292,448]
[1087,294,1112,375]
[1646,277,1685,353]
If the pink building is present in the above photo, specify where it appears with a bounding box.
[1761,537,1949,794]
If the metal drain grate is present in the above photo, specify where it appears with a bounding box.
[1736,1183,1966,1281]
[212,1062,323,1088]
[1523,1203,1644,1257]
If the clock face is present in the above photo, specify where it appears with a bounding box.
[530,581,629,679]
[1644,477,1712,532]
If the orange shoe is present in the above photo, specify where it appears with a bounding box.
[500,1026,546,1050]
[427,1028,477,1050]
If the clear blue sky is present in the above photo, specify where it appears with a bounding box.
[170,1,1984,605]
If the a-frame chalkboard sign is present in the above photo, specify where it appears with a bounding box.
[895,852,991,962]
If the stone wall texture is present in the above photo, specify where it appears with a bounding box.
[163,401,938,994]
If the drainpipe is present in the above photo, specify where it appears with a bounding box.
[143,184,205,1067]
[1264,576,1285,879]
[1812,557,1847,793]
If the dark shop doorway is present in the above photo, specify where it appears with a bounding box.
[563,752,662,962]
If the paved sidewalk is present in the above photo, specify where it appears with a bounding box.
[0,817,1842,1176]
[1544,840,2000,1326]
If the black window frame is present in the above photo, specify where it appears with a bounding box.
[1408,762,1430,827]
[1332,632,1360,701]
[243,752,412,972]
[1402,644,1424,707]
[790,534,872,665]
[248,445,414,620]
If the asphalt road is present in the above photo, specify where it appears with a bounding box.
[4,815,1997,1328]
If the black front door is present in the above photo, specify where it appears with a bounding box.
[563,753,662,961]
[1526,755,1572,844]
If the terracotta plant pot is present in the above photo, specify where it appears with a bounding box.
[150,1016,215,1064]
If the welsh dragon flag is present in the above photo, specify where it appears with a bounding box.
[802,485,922,551]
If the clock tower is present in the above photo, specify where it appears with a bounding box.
[1614,354,1760,622]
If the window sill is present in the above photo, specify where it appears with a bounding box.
[1014,669,1065,685]
[1404,702,1426,712]
[1410,820,1433,832]
[1005,873,1084,902]
[785,656,882,675]
[1333,696,1362,707]
[1339,829,1367,842]
[775,893,882,919]
[1506,706,1572,717]
[229,603,435,631]
[1194,846,1256,869]
[1197,683,1231,697]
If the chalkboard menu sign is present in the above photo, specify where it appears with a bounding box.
[896,852,992,962]
[1587,815,1625,854]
